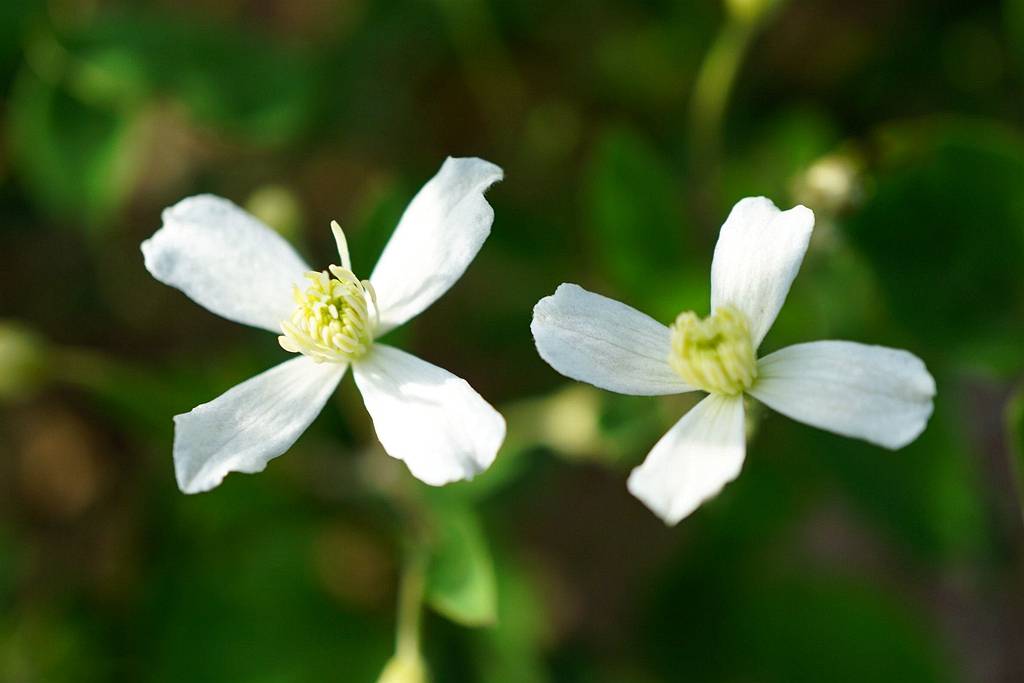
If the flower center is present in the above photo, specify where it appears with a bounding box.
[668,305,757,395]
[278,222,378,363]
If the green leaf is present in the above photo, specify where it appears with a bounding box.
[472,555,551,683]
[647,562,954,683]
[64,10,315,145]
[803,394,988,564]
[734,575,954,683]
[584,126,692,308]
[0,0,41,69]
[424,499,497,627]
[843,118,1024,373]
[1007,0,1024,64]
[8,69,141,226]
[723,106,839,204]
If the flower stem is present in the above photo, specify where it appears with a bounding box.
[687,0,787,226]
[395,543,427,661]
[689,17,756,166]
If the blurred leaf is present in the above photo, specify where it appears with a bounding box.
[148,497,390,683]
[424,499,497,627]
[65,10,315,144]
[807,394,988,564]
[592,23,703,110]
[735,575,953,683]
[472,555,551,683]
[584,126,690,304]
[647,565,953,683]
[8,69,141,225]
[724,107,839,205]
[844,118,1024,372]
[1007,0,1024,63]
[0,0,41,69]
[0,611,106,683]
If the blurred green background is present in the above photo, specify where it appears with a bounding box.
[1,0,1023,681]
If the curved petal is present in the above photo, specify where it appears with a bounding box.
[627,394,745,525]
[531,283,694,396]
[352,344,505,486]
[369,158,503,335]
[142,195,310,333]
[710,197,814,349]
[749,341,935,449]
[173,356,345,493]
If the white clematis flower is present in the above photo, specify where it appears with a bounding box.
[531,197,935,525]
[142,157,506,493]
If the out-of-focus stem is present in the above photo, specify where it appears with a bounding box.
[687,0,787,226]
[689,18,756,165]
[376,540,429,683]
[395,547,426,660]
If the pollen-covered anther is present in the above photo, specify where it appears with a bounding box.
[668,305,757,395]
[278,222,378,363]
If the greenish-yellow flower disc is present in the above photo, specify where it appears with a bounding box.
[668,305,757,395]
[279,265,377,363]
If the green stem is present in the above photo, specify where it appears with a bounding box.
[689,17,756,165]
[395,545,426,660]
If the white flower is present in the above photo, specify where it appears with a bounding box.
[531,197,935,525]
[142,157,506,493]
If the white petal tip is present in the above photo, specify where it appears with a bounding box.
[353,345,506,487]
[404,412,505,486]
[625,395,747,526]
[752,341,936,452]
[171,411,271,494]
[626,463,740,527]
[168,358,344,496]
[445,156,504,185]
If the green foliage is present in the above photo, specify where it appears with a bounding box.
[8,70,141,225]
[733,575,953,683]
[1007,0,1024,63]
[584,126,696,312]
[0,1,1021,681]
[424,498,498,628]
[66,11,316,143]
[844,118,1024,373]
[146,489,390,683]
[472,556,551,683]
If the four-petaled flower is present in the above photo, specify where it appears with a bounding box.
[142,157,506,493]
[531,197,936,525]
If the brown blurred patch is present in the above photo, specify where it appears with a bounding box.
[312,518,395,611]
[15,405,108,521]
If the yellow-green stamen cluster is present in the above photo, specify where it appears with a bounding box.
[668,305,757,395]
[279,222,378,363]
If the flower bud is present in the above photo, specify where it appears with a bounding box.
[376,653,428,683]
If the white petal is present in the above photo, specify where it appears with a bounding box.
[710,197,814,348]
[352,344,505,485]
[142,195,310,333]
[369,157,503,335]
[173,356,345,493]
[750,341,935,449]
[627,394,746,525]
[531,283,694,396]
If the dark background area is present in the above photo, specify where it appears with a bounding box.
[1,0,1023,681]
